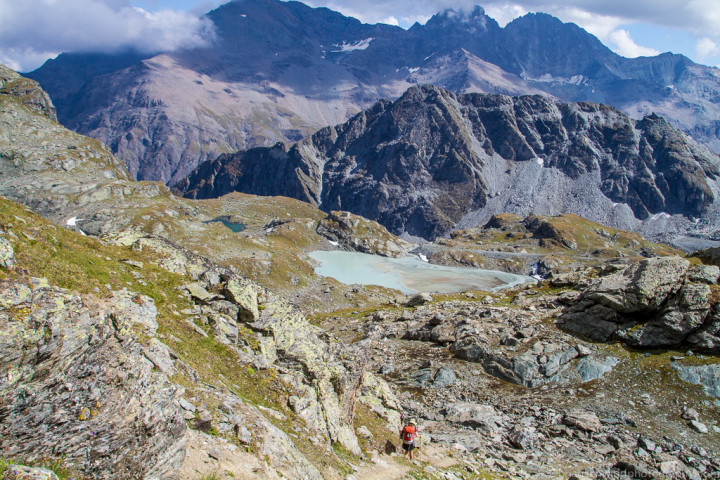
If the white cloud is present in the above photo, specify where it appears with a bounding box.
[379,16,400,26]
[696,37,719,59]
[302,0,720,50]
[608,29,660,58]
[548,7,624,41]
[0,0,214,71]
[483,4,528,27]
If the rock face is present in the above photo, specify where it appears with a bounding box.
[127,233,366,456]
[0,64,130,223]
[559,256,720,350]
[672,363,720,397]
[1,64,56,121]
[0,281,186,479]
[178,85,720,240]
[316,210,414,257]
[27,1,720,185]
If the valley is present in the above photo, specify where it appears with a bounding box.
[2,3,720,479]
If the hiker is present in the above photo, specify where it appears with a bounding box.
[399,418,419,460]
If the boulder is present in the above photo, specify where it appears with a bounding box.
[507,425,538,451]
[406,293,433,307]
[681,407,700,421]
[2,465,59,480]
[444,403,503,430]
[411,368,434,387]
[559,256,719,349]
[224,277,260,322]
[584,257,689,313]
[563,410,601,433]
[690,420,709,434]
[0,237,14,270]
[184,282,221,304]
[433,366,457,388]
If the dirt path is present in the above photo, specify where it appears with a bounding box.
[354,444,459,480]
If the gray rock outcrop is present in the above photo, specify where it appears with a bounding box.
[559,256,720,350]
[0,281,186,479]
[672,363,720,397]
[0,65,130,223]
[316,210,414,257]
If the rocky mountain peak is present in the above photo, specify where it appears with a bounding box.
[25,0,720,187]
[424,5,496,30]
[1,64,56,121]
[177,84,720,242]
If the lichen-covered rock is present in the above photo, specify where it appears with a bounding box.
[672,363,720,397]
[0,237,14,270]
[224,276,260,322]
[110,289,159,335]
[0,281,186,480]
[2,465,59,480]
[563,410,601,433]
[249,296,361,454]
[559,257,720,349]
[584,256,689,314]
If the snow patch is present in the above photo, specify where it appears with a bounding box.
[535,158,544,167]
[329,240,339,246]
[522,73,587,86]
[531,262,543,281]
[66,217,87,236]
[650,212,671,221]
[397,66,420,74]
[240,14,247,18]
[332,38,374,52]
[418,253,429,262]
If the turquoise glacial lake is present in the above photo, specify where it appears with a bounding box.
[204,217,246,232]
[309,251,535,294]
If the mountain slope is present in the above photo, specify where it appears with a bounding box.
[27,0,720,185]
[176,85,720,242]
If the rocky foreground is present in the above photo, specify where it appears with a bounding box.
[317,257,720,479]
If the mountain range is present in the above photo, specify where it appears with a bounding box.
[4,50,720,480]
[26,0,720,187]
[175,84,720,243]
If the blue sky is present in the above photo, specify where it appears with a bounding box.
[1,0,719,72]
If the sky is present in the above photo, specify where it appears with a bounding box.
[1,0,719,72]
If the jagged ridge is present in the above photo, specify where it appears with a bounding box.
[176,85,720,241]
[26,0,720,185]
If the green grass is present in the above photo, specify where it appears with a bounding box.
[198,473,222,480]
[0,457,83,480]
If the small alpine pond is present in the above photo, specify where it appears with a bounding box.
[204,217,246,232]
[309,250,535,294]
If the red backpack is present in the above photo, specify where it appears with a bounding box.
[402,425,417,443]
